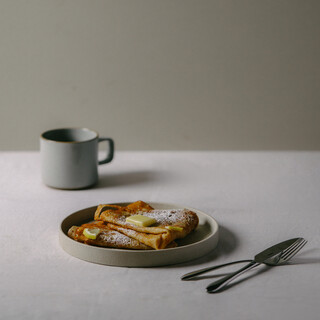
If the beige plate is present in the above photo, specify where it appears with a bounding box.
[59,202,219,267]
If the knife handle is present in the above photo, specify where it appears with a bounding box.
[181,260,253,281]
[206,261,260,293]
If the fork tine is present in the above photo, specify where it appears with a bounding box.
[276,238,304,262]
[281,238,304,259]
[279,238,303,257]
[281,239,307,261]
[285,239,307,260]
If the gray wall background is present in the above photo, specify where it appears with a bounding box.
[1,0,319,151]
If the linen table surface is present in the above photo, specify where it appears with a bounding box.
[1,151,319,320]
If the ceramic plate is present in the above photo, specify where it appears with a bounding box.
[59,202,219,267]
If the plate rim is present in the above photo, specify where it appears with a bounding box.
[59,201,219,266]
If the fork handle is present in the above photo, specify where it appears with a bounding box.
[206,261,260,293]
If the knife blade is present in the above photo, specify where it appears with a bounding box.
[254,238,299,263]
[206,238,300,293]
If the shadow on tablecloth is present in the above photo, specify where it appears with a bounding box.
[166,224,239,269]
[96,170,173,189]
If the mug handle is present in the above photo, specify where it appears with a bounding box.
[98,138,114,165]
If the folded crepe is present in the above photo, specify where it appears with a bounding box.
[94,201,199,250]
[94,201,154,216]
[68,221,152,250]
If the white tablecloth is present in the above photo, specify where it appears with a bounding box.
[1,151,319,320]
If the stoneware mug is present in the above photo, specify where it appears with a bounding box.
[40,128,114,189]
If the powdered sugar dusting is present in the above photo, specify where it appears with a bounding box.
[99,229,144,248]
[138,209,194,227]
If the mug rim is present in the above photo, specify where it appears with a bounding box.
[40,127,99,144]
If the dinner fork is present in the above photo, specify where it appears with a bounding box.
[181,238,307,281]
[206,238,307,293]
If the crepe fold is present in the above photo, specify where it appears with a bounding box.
[94,201,199,250]
[68,221,152,250]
